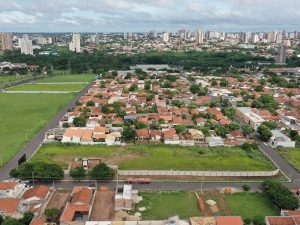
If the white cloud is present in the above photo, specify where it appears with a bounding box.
[0,11,36,25]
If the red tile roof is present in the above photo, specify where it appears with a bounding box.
[23,185,49,200]
[0,198,20,213]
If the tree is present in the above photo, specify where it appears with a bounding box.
[262,180,299,210]
[62,122,69,128]
[241,125,254,135]
[190,84,200,94]
[10,162,64,180]
[129,84,138,91]
[134,121,147,130]
[122,127,136,142]
[262,121,277,130]
[73,116,87,127]
[228,122,240,131]
[175,125,186,134]
[219,79,228,87]
[242,184,251,191]
[45,208,60,222]
[2,218,22,225]
[254,85,264,92]
[89,163,115,180]
[216,126,228,138]
[111,70,118,77]
[69,167,86,180]
[86,100,95,107]
[257,124,272,141]
[19,212,34,225]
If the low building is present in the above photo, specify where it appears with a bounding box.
[0,181,26,198]
[270,130,296,148]
[115,185,137,210]
[0,198,21,218]
[22,185,50,204]
[236,107,265,130]
[206,136,224,147]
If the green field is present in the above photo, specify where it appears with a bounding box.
[8,83,86,92]
[31,144,275,171]
[0,93,73,165]
[0,75,32,83]
[40,74,95,83]
[224,192,279,220]
[134,191,200,219]
[277,148,300,171]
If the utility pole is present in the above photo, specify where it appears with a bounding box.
[32,172,35,186]
[0,154,2,167]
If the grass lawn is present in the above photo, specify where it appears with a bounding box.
[31,144,275,171]
[0,93,74,165]
[40,74,95,83]
[134,191,200,219]
[0,75,31,83]
[8,83,86,92]
[277,148,300,171]
[224,192,279,220]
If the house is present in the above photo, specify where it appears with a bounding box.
[0,198,21,218]
[60,187,93,223]
[0,181,26,198]
[188,129,205,143]
[163,129,180,145]
[149,130,162,142]
[215,216,243,225]
[22,185,50,204]
[269,130,296,148]
[236,107,265,130]
[206,136,224,147]
[265,216,300,225]
[115,185,138,210]
[136,129,150,141]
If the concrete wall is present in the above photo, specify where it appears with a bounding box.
[118,169,280,177]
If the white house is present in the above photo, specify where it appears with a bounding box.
[0,181,26,198]
[205,136,224,147]
[270,130,296,148]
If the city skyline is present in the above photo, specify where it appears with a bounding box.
[0,0,300,32]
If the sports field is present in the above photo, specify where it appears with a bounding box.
[40,74,95,83]
[8,83,85,92]
[31,144,275,171]
[0,93,73,166]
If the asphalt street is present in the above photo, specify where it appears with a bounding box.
[0,82,93,180]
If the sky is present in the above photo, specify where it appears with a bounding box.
[0,0,299,33]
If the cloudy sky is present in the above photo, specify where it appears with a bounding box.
[0,0,299,32]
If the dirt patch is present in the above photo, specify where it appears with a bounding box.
[202,190,232,216]
[46,190,71,210]
[90,189,115,221]
[104,152,147,165]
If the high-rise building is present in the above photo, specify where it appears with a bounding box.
[0,33,13,51]
[163,32,169,43]
[276,44,287,64]
[251,34,259,43]
[195,30,205,44]
[69,33,81,53]
[19,34,33,55]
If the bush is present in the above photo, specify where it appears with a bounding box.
[69,167,86,180]
[262,180,299,210]
[242,184,251,191]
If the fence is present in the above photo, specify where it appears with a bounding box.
[118,169,280,177]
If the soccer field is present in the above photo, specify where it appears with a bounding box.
[40,74,95,83]
[0,93,73,166]
[8,83,86,92]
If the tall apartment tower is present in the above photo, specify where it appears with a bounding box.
[195,30,204,44]
[276,44,287,64]
[0,33,13,51]
[163,32,169,43]
[69,33,81,53]
[19,34,33,55]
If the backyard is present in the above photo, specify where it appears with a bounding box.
[8,83,86,92]
[134,191,200,219]
[31,143,275,171]
[0,93,74,165]
[224,192,279,220]
[276,147,300,171]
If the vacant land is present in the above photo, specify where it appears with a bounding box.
[46,190,71,210]
[135,191,200,219]
[224,192,279,220]
[277,148,300,171]
[40,74,95,83]
[8,83,85,92]
[0,93,73,165]
[31,144,275,171]
[90,190,115,221]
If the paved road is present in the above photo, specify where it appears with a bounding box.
[0,83,93,180]
[257,138,300,184]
